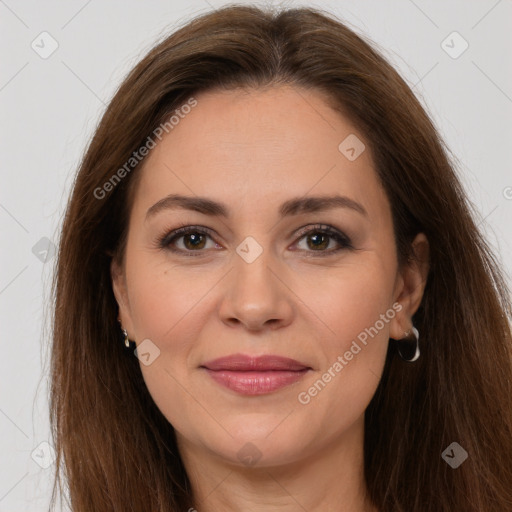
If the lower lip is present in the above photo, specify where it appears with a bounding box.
[204,369,309,395]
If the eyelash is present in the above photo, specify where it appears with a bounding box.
[156,223,353,257]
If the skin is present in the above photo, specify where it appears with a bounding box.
[111,84,429,512]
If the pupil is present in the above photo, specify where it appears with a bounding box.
[309,233,327,250]
[185,233,205,249]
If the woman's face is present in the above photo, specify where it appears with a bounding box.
[112,85,427,467]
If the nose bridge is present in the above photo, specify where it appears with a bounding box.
[218,236,294,329]
[235,239,275,289]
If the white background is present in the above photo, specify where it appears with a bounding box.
[1,0,511,510]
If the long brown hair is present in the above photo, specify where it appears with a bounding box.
[49,5,512,511]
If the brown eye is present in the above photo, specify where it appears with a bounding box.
[294,225,352,254]
[158,226,220,256]
[304,232,330,250]
[181,232,207,250]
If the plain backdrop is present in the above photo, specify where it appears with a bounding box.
[1,0,511,510]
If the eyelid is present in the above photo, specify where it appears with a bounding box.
[293,223,343,239]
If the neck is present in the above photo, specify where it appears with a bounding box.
[177,415,378,512]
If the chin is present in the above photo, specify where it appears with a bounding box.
[192,415,316,468]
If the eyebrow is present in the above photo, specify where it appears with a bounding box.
[145,193,368,221]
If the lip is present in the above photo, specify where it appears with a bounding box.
[201,354,311,395]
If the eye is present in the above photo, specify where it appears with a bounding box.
[157,223,353,257]
[292,224,353,255]
[157,225,221,256]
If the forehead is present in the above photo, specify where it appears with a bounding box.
[131,85,389,222]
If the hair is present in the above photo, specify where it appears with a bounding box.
[49,4,512,511]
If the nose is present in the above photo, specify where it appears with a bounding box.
[218,247,295,332]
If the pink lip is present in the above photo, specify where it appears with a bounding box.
[201,354,311,395]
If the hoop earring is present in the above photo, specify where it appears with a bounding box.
[395,326,420,362]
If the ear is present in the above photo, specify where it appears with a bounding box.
[389,232,430,339]
[110,257,135,336]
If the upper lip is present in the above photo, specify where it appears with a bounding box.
[201,354,310,371]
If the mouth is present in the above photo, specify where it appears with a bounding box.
[200,354,311,395]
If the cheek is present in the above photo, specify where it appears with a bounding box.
[300,262,395,346]
[126,256,215,343]
[298,261,394,403]
[126,259,218,406]
[126,264,216,436]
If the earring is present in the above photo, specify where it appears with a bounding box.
[121,327,134,348]
[395,326,420,362]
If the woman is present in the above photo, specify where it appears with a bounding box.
[49,5,512,511]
